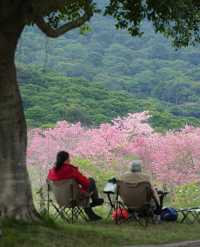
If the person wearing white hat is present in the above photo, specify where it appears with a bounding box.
[120,160,160,207]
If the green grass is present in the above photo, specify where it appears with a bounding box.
[1,219,200,247]
[25,162,200,247]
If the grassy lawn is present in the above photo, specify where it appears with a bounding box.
[1,219,200,247]
[20,166,200,247]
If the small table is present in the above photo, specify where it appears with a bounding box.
[103,191,119,219]
[103,182,118,219]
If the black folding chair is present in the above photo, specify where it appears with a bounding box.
[177,207,200,224]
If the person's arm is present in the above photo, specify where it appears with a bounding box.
[145,174,160,207]
[47,169,53,180]
[151,185,160,207]
[72,168,90,191]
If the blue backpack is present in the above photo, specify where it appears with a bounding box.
[160,208,178,222]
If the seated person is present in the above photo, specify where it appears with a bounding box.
[48,151,104,221]
[119,160,161,213]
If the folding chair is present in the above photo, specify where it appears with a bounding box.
[47,179,89,223]
[115,181,155,226]
[177,207,200,224]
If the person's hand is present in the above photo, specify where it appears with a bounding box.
[159,190,169,194]
[108,177,117,183]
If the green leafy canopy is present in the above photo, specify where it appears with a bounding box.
[12,0,200,47]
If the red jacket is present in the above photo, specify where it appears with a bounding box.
[47,162,90,192]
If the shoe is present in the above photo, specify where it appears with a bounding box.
[90,198,104,208]
[84,207,102,221]
[88,215,102,221]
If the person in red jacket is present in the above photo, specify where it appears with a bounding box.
[48,151,104,221]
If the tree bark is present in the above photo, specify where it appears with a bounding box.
[0,18,39,220]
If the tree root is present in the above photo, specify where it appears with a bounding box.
[0,204,41,222]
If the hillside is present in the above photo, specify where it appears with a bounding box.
[18,64,200,130]
[16,14,200,129]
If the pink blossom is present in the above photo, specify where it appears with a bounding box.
[27,112,200,186]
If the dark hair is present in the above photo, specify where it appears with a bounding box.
[55,151,69,170]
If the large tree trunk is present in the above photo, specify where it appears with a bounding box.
[0,18,39,220]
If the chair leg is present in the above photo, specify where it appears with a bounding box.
[68,207,88,223]
[115,200,120,225]
[51,203,63,220]
[144,216,149,227]
[48,199,88,223]
[73,207,79,220]
[47,183,50,216]
[115,201,126,225]
[72,207,74,224]
[79,208,89,221]
[73,207,82,221]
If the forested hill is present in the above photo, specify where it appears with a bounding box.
[16,14,200,130]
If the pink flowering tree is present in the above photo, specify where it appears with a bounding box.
[27,112,152,186]
[27,111,200,190]
[27,122,85,186]
[133,126,200,186]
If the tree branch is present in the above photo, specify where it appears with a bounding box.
[35,16,89,38]
[35,3,93,38]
